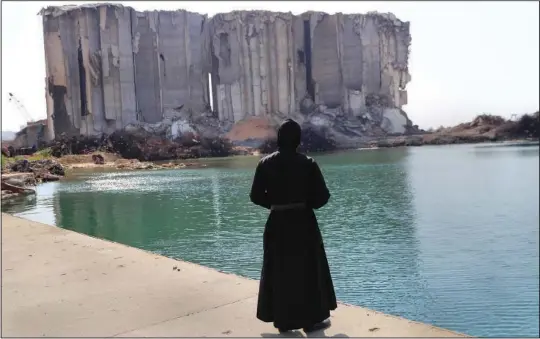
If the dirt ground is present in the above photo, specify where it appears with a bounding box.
[225,117,277,141]
[53,153,120,169]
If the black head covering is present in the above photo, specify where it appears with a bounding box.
[277,119,301,151]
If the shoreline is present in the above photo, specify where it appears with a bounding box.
[357,135,539,149]
[2,138,537,203]
[2,212,469,337]
[3,142,537,336]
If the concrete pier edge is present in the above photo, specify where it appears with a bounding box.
[2,213,469,337]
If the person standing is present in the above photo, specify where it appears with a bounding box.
[249,119,337,333]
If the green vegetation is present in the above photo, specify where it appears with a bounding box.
[1,154,8,170]
[1,148,54,170]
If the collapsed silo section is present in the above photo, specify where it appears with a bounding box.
[207,11,297,123]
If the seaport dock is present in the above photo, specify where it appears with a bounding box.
[2,213,467,337]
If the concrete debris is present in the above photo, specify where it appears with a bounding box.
[91,154,105,164]
[1,160,66,201]
[44,128,235,162]
[2,173,37,187]
[368,112,540,148]
[8,159,65,177]
[6,120,49,151]
[259,127,338,153]
[41,4,416,150]
[112,159,208,171]
[1,181,35,197]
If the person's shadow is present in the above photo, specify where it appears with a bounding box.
[261,330,349,338]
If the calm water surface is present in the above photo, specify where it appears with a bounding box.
[3,144,539,337]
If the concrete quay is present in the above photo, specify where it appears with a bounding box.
[1,213,467,337]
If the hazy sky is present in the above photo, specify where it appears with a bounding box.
[1,1,538,132]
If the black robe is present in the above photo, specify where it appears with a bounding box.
[250,150,337,330]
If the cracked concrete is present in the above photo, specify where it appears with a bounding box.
[40,4,414,145]
[2,213,467,337]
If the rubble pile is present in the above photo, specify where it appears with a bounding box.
[1,159,66,202]
[372,112,540,148]
[1,177,36,200]
[41,5,416,151]
[48,135,113,157]
[107,129,234,161]
[92,154,105,164]
[430,112,539,141]
[46,126,235,162]
[7,159,65,181]
[111,159,208,171]
[34,3,540,158]
[258,128,338,154]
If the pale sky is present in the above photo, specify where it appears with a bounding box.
[1,1,538,132]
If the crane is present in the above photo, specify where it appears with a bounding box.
[7,92,34,126]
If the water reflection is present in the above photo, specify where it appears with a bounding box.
[44,148,427,321]
[472,144,540,158]
[45,169,266,277]
[317,148,427,320]
[1,182,56,225]
[406,144,539,336]
[316,147,410,167]
[2,144,538,337]
[1,194,38,213]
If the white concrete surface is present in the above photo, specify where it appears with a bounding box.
[1,213,467,337]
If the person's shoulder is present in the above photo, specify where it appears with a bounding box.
[259,151,279,164]
[298,153,316,164]
[294,153,319,168]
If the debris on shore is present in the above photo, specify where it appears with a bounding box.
[46,130,238,163]
[1,159,65,201]
[6,159,65,180]
[1,175,36,200]
[361,112,540,149]
[80,158,208,171]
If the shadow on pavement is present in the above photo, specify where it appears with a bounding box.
[261,330,349,338]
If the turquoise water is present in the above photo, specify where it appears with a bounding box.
[3,144,539,337]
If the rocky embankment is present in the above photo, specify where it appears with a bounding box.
[2,112,537,203]
[366,112,539,148]
[65,157,208,171]
[1,159,65,201]
[47,128,247,162]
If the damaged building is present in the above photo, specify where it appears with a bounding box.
[41,4,413,147]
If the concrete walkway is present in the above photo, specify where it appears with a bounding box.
[1,213,466,337]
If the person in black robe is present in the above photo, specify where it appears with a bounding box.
[250,119,338,333]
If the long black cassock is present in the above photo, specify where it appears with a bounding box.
[249,150,337,330]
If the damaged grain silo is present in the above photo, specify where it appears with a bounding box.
[40,4,414,147]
